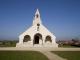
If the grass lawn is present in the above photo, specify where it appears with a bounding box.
[0,51,48,60]
[52,51,80,60]
[59,45,80,48]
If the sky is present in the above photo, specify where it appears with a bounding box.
[0,0,80,40]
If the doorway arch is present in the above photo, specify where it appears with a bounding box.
[34,33,42,44]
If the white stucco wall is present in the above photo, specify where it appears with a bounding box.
[16,9,58,47]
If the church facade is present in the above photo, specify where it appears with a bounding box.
[16,9,58,47]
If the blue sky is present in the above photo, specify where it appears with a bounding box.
[0,0,80,40]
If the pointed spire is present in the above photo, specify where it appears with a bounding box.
[35,9,40,19]
[33,9,42,25]
[35,9,40,16]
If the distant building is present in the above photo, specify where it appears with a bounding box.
[16,9,58,47]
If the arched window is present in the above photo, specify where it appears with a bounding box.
[45,36,52,43]
[23,35,31,42]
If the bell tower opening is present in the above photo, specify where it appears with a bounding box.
[36,14,39,18]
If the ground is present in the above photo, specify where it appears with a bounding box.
[0,51,48,60]
[52,51,80,60]
[0,47,80,60]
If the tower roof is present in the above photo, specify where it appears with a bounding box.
[35,9,40,16]
[33,9,42,25]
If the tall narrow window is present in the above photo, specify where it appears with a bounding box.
[37,23,40,31]
[36,14,39,18]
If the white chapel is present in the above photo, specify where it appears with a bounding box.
[16,9,58,47]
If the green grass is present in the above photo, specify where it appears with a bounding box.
[0,51,48,60]
[59,44,80,48]
[52,51,80,60]
[0,40,17,47]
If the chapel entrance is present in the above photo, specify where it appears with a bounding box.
[34,33,42,44]
[34,36,39,44]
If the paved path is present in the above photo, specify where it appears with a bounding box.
[0,47,80,51]
[39,50,66,60]
[0,47,80,60]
